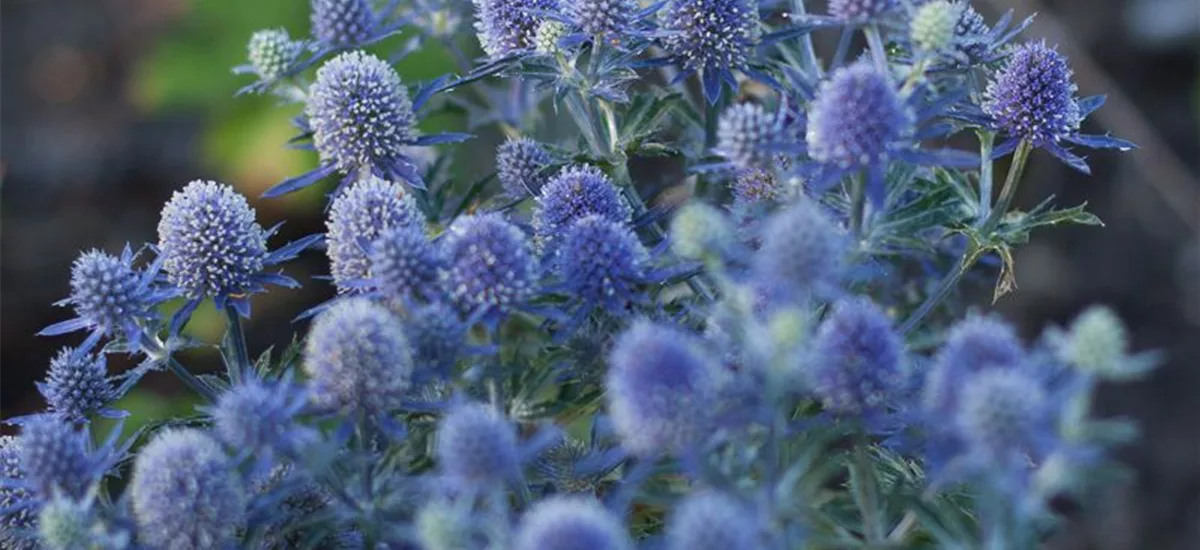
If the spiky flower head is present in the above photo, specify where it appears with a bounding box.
[403,301,467,380]
[533,165,630,254]
[514,496,633,550]
[19,416,94,499]
[666,492,760,550]
[752,201,844,298]
[158,180,268,299]
[435,403,520,485]
[131,429,246,550]
[441,213,539,319]
[211,378,313,457]
[670,202,735,261]
[558,216,648,312]
[660,0,760,74]
[952,2,989,61]
[606,321,723,456]
[473,0,559,58]
[1060,305,1147,380]
[62,249,159,341]
[40,348,115,423]
[955,369,1050,468]
[496,138,553,197]
[311,0,375,46]
[247,29,303,80]
[531,437,607,493]
[303,298,413,414]
[534,20,570,55]
[368,224,441,300]
[982,41,1081,146]
[327,176,423,293]
[806,63,913,168]
[716,103,785,170]
[911,1,962,53]
[37,494,127,550]
[307,52,418,178]
[829,0,897,22]
[732,168,782,206]
[569,0,636,37]
[0,436,36,550]
[809,298,906,416]
[924,315,1024,415]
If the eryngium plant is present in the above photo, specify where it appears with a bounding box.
[4,0,1155,548]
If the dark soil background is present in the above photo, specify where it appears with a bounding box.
[2,0,1198,547]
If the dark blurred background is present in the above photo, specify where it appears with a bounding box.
[2,0,1198,547]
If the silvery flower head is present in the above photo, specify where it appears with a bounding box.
[473,0,560,58]
[606,320,723,457]
[533,165,630,255]
[38,348,117,423]
[660,0,761,103]
[367,223,442,301]
[911,0,963,53]
[302,298,413,414]
[666,491,760,550]
[435,402,520,485]
[496,138,552,197]
[557,215,648,314]
[440,213,539,323]
[131,429,246,550]
[209,377,314,460]
[41,246,168,349]
[514,496,633,550]
[1057,305,1155,381]
[751,201,845,301]
[327,176,423,293]
[923,315,1024,416]
[670,201,736,261]
[247,28,303,81]
[716,103,787,171]
[0,436,36,550]
[37,493,127,550]
[955,368,1054,475]
[416,500,481,550]
[18,416,99,500]
[951,2,990,60]
[534,20,570,55]
[809,298,907,418]
[828,0,897,22]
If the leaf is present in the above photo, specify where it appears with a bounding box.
[999,199,1104,245]
[619,92,683,144]
[992,244,1018,303]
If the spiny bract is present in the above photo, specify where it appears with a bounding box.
[247,28,302,80]
[806,63,913,169]
[660,0,760,74]
[368,223,442,300]
[19,416,94,499]
[496,138,553,197]
[473,0,559,57]
[533,165,630,254]
[557,215,648,312]
[310,0,376,46]
[40,348,114,422]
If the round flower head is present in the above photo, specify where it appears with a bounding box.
[496,138,552,197]
[752,201,844,299]
[660,0,760,97]
[435,403,520,485]
[44,247,166,345]
[982,41,1081,146]
[533,165,629,254]
[440,213,539,321]
[473,0,559,58]
[306,52,418,180]
[1060,305,1134,379]
[828,0,896,22]
[806,63,913,169]
[37,494,125,550]
[19,416,94,499]
[809,298,906,416]
[39,347,115,422]
[670,201,735,261]
[368,223,442,300]
[557,216,648,313]
[211,378,313,458]
[0,436,36,550]
[327,176,423,292]
[514,496,633,550]
[911,0,962,53]
[666,491,759,550]
[311,0,375,46]
[955,368,1050,469]
[157,180,268,299]
[952,2,989,61]
[404,301,468,380]
[606,321,722,456]
[302,298,414,414]
[131,429,246,550]
[716,103,785,170]
[732,168,782,206]
[534,20,570,55]
[247,28,303,80]
[924,315,1024,415]
[416,501,478,550]
[568,0,636,37]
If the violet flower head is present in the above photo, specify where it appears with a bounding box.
[302,298,414,414]
[474,0,559,58]
[403,301,468,380]
[666,491,760,550]
[18,417,96,499]
[0,437,36,550]
[809,298,906,417]
[514,496,633,550]
[923,315,1024,416]
[828,0,897,23]
[247,28,304,81]
[38,348,118,423]
[732,168,782,207]
[327,176,423,293]
[368,223,442,301]
[659,0,761,103]
[533,165,630,255]
[310,0,403,49]
[441,213,539,322]
[716,103,786,171]
[567,0,638,39]
[752,201,845,301]
[496,138,553,197]
[557,215,649,314]
[435,402,520,485]
[131,429,246,550]
[40,247,169,349]
[209,377,314,459]
[606,320,723,457]
[955,368,1054,473]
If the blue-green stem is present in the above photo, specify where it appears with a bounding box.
[977,131,996,221]
[864,24,889,75]
[224,304,250,384]
[789,0,822,77]
[849,172,867,238]
[142,336,217,401]
[851,438,885,542]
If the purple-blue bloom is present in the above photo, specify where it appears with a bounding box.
[18,416,96,499]
[327,176,423,293]
[923,314,1024,417]
[435,402,520,485]
[440,213,539,323]
[732,168,782,207]
[829,0,897,23]
[131,429,246,550]
[752,200,845,301]
[302,298,414,414]
[666,491,760,550]
[368,223,442,301]
[473,0,559,58]
[514,496,633,550]
[0,436,36,550]
[310,0,404,49]
[809,298,906,417]
[209,377,314,461]
[496,138,553,197]
[954,368,1053,474]
[715,103,788,171]
[533,165,629,255]
[556,215,648,315]
[38,348,117,423]
[566,0,637,39]
[659,0,761,103]
[403,301,468,381]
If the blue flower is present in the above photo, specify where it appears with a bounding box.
[715,103,788,171]
[514,496,633,550]
[666,491,760,550]
[533,165,629,256]
[658,0,764,103]
[751,201,846,301]
[326,176,424,293]
[809,298,907,418]
[207,377,315,463]
[131,429,246,550]
[556,215,649,315]
[954,368,1054,475]
[234,28,308,95]
[981,41,1135,173]
[157,180,315,321]
[923,314,1024,416]
[403,301,468,381]
[302,298,414,415]
[39,246,172,352]
[37,492,127,550]
[564,0,639,40]
[440,213,540,324]
[496,138,553,197]
[310,0,404,49]
[473,0,560,58]
[731,168,782,207]
[435,402,520,486]
[18,417,105,500]
[37,348,119,423]
[606,320,723,457]
[828,0,897,23]
[0,436,37,550]
[368,224,443,301]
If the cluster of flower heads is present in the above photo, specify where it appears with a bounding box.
[1,0,1149,548]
